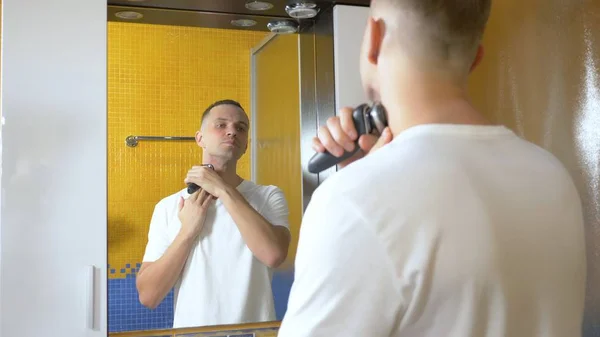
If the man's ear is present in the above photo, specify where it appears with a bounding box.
[195,130,204,148]
[366,17,385,66]
[469,45,485,73]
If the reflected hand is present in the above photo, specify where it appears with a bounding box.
[184,166,227,198]
[311,107,393,168]
[178,190,214,239]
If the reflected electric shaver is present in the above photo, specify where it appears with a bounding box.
[307,103,388,174]
[186,164,214,194]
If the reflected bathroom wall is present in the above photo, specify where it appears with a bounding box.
[251,33,301,320]
[253,34,301,262]
[107,22,267,333]
[468,1,599,335]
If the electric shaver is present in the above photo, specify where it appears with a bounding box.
[307,103,388,174]
[187,164,214,194]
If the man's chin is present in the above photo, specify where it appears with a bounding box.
[213,150,243,161]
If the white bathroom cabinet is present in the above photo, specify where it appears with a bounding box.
[0,0,107,336]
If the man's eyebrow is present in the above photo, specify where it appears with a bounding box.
[213,118,248,126]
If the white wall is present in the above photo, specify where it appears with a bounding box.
[0,0,107,336]
[333,5,371,111]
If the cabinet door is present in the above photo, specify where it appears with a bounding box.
[0,0,107,336]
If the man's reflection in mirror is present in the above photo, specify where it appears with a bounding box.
[136,99,291,328]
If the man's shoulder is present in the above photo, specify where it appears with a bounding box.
[241,180,284,198]
[155,188,187,209]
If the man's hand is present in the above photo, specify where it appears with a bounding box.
[178,190,214,239]
[184,166,228,198]
[311,107,393,168]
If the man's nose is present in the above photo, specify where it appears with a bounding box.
[226,127,237,137]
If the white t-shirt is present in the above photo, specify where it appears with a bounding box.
[142,180,290,328]
[279,124,587,337]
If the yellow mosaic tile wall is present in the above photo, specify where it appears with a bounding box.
[254,34,302,264]
[108,22,267,278]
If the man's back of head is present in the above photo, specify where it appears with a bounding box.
[359,0,494,134]
[372,0,491,74]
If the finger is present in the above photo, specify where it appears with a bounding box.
[357,134,379,153]
[368,127,393,154]
[184,176,198,185]
[187,168,197,175]
[327,116,355,153]
[178,197,184,212]
[318,124,345,157]
[311,136,325,153]
[338,148,366,169]
[197,190,210,204]
[202,194,215,207]
[339,107,358,140]
[189,190,200,201]
[185,171,203,184]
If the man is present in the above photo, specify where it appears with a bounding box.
[136,99,291,328]
[279,1,587,336]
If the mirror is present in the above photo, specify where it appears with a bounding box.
[106,1,307,334]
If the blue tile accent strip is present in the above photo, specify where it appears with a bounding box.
[108,276,174,332]
[272,269,294,321]
[108,265,294,333]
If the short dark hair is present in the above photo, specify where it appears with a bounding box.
[376,0,492,60]
[201,99,245,125]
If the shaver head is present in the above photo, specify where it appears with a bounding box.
[368,103,388,134]
[358,102,387,136]
[186,164,214,194]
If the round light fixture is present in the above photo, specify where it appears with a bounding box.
[231,19,258,27]
[245,0,274,11]
[115,11,144,20]
[267,20,299,34]
[285,2,319,19]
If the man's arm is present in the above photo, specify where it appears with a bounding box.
[277,194,403,337]
[220,186,291,268]
[136,192,212,309]
[136,232,195,309]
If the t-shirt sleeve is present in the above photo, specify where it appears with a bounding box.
[278,191,403,337]
[142,202,171,263]
[261,187,290,229]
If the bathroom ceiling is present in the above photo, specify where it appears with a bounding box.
[107,0,370,32]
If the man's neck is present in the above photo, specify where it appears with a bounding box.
[202,156,243,187]
[379,69,492,137]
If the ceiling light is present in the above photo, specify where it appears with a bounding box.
[285,2,319,19]
[267,20,299,34]
[231,19,258,27]
[245,1,274,11]
[115,11,144,20]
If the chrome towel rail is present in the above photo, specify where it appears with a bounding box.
[125,135,195,147]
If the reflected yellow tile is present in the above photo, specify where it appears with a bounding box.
[108,22,267,277]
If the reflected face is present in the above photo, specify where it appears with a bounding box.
[198,104,249,161]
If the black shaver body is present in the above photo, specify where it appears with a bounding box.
[187,164,214,194]
[307,103,388,174]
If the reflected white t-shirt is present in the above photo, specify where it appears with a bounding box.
[279,124,587,337]
[142,180,290,328]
